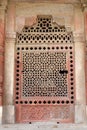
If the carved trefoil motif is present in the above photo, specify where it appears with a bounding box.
[15,15,75,123]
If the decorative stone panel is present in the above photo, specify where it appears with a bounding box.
[15,15,75,123]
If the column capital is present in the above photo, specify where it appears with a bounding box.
[6,32,16,39]
[73,32,85,42]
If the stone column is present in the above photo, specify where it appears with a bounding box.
[74,5,86,123]
[74,33,86,123]
[0,1,7,124]
[2,1,16,124]
[83,3,87,121]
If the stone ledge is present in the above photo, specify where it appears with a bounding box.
[0,123,87,130]
[13,0,81,4]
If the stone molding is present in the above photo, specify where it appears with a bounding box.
[6,32,16,39]
[73,32,85,42]
[13,0,82,4]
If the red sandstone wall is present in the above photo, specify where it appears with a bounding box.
[0,19,4,105]
[85,13,87,104]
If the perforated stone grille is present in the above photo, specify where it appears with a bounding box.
[15,44,75,105]
[17,15,73,44]
[17,33,72,44]
[15,15,75,123]
[15,15,75,106]
[22,16,66,33]
[22,51,67,97]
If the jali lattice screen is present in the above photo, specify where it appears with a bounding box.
[15,15,75,123]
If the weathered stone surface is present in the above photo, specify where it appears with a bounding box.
[1,124,87,130]
[15,3,74,32]
[1,0,87,125]
[13,0,81,4]
[0,19,4,106]
[2,105,15,124]
[0,19,4,46]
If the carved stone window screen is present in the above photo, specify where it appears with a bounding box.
[15,44,74,105]
[16,15,73,45]
[15,15,75,123]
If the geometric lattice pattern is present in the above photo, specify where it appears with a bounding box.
[22,52,67,97]
[16,44,74,106]
[17,15,73,45]
[20,105,74,122]
[15,15,75,123]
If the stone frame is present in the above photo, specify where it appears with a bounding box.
[1,0,87,124]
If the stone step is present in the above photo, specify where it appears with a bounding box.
[0,123,87,130]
